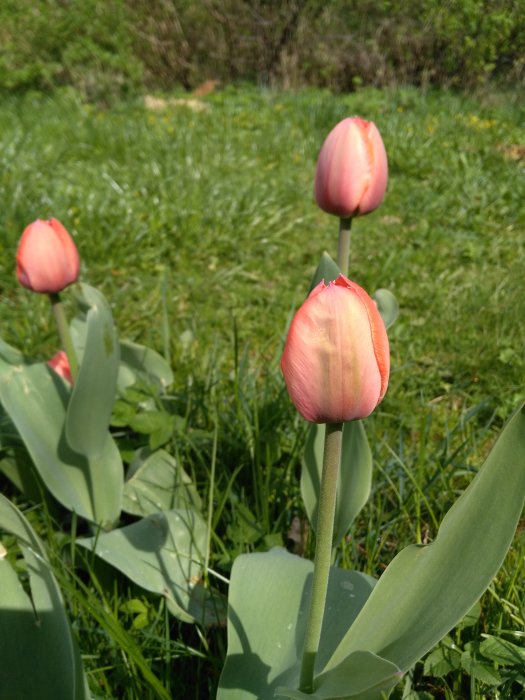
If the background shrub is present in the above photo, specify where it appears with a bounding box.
[1,0,524,98]
[0,0,143,100]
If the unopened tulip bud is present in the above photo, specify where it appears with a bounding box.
[281,275,389,423]
[47,350,72,384]
[314,117,388,218]
[16,218,80,294]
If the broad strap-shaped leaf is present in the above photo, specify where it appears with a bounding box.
[0,495,90,700]
[123,447,202,516]
[187,581,228,627]
[217,548,377,700]
[70,316,173,393]
[372,289,399,329]
[0,359,122,527]
[0,453,50,509]
[0,337,25,365]
[66,284,120,459]
[119,339,173,389]
[77,509,207,623]
[309,252,341,292]
[303,421,372,546]
[276,651,402,699]
[324,403,525,675]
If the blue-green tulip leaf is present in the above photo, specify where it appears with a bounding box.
[309,252,341,292]
[119,339,173,389]
[372,289,399,330]
[123,447,202,516]
[276,651,402,699]
[186,581,228,627]
[77,509,207,623]
[0,359,122,527]
[0,338,25,365]
[217,548,377,700]
[0,453,49,507]
[303,421,372,546]
[70,315,172,393]
[66,283,120,458]
[324,403,525,675]
[0,397,46,503]
[0,495,89,700]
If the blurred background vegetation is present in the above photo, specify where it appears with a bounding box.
[1,0,524,102]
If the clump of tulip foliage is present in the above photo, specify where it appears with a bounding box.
[0,116,524,700]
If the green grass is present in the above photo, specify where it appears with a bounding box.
[0,84,524,699]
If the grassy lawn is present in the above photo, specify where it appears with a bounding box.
[0,84,524,698]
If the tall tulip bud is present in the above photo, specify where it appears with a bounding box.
[16,218,80,294]
[314,117,388,218]
[281,275,389,423]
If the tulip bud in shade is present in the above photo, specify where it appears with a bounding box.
[281,275,389,423]
[16,218,80,294]
[47,350,72,384]
[314,117,388,218]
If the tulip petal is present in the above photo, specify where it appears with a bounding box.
[338,277,390,401]
[314,117,388,218]
[281,275,389,423]
[358,122,388,215]
[16,218,80,294]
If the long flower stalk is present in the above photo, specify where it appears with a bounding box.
[299,421,343,693]
[337,217,352,276]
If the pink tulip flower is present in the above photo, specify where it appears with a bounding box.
[281,275,389,423]
[47,350,73,384]
[16,218,80,294]
[314,117,388,218]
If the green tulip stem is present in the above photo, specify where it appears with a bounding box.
[337,217,352,277]
[49,292,79,382]
[299,421,343,693]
